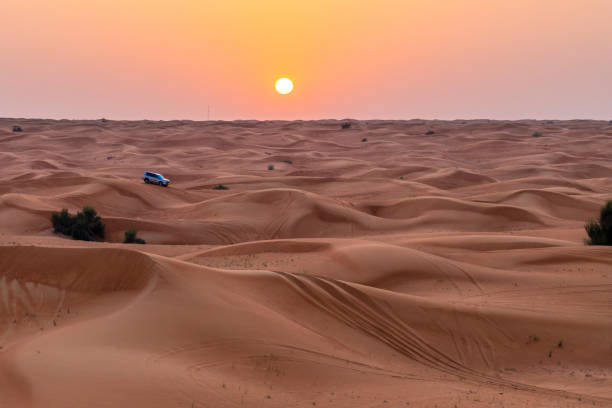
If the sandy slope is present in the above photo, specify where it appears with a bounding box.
[1,118,612,407]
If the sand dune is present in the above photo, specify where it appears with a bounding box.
[414,168,497,190]
[472,189,601,220]
[1,119,612,407]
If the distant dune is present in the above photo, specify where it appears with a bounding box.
[1,119,612,407]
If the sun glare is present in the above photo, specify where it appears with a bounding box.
[275,78,293,95]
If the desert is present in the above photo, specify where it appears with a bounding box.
[1,118,611,407]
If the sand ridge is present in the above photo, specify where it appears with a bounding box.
[1,118,612,407]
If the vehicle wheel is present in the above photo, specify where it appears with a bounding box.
[144,178,149,184]
[162,183,168,187]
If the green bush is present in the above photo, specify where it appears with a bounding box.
[585,201,612,245]
[212,184,229,190]
[124,229,146,244]
[51,209,73,235]
[51,206,105,241]
[532,131,543,137]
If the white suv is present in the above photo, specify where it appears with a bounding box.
[143,171,170,187]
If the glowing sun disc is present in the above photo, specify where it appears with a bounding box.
[275,78,293,95]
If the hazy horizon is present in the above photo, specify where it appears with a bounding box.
[4,117,612,123]
[2,0,611,120]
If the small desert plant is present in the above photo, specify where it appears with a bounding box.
[267,164,274,171]
[425,130,435,135]
[527,335,540,344]
[361,137,368,142]
[212,184,229,190]
[585,220,604,244]
[585,201,612,245]
[341,122,351,129]
[12,125,22,132]
[122,230,135,243]
[51,209,74,235]
[532,131,543,137]
[73,207,105,241]
[282,159,293,164]
[123,229,145,244]
[51,206,105,241]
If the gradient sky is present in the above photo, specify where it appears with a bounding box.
[2,0,611,120]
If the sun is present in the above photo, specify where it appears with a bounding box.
[275,78,293,95]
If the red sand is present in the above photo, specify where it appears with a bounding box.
[1,118,611,407]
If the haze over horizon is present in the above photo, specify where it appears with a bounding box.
[2,0,611,120]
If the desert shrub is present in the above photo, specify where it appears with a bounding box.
[12,125,22,132]
[532,132,543,137]
[585,220,604,244]
[267,164,274,171]
[527,335,540,344]
[124,229,146,244]
[212,184,229,190]
[425,130,435,135]
[50,206,105,241]
[361,137,368,142]
[124,229,136,243]
[341,122,351,129]
[585,201,612,245]
[282,160,293,164]
[51,209,73,235]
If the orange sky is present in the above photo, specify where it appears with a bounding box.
[1,0,611,120]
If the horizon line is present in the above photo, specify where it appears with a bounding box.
[2,117,611,123]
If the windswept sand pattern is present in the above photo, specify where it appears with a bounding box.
[1,119,612,407]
